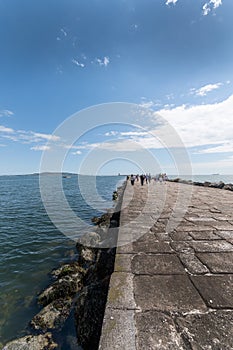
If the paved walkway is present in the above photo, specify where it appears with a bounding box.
[99,181,233,350]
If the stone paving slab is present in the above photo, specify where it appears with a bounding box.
[131,254,185,275]
[99,181,233,349]
[99,309,136,350]
[135,311,185,350]
[176,311,233,350]
[191,275,233,308]
[196,252,233,273]
[134,275,207,312]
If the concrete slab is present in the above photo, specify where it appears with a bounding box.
[99,309,136,350]
[197,252,233,273]
[136,311,185,350]
[107,272,137,310]
[131,254,185,275]
[114,253,135,272]
[132,241,174,253]
[134,275,207,312]
[191,275,233,308]
[176,311,233,350]
[190,240,233,252]
[189,230,220,240]
[179,253,209,274]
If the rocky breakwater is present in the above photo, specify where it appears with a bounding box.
[2,184,125,350]
[169,178,233,191]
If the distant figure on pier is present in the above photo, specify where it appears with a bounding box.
[130,174,135,186]
[140,174,145,186]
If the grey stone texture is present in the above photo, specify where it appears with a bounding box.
[99,181,233,350]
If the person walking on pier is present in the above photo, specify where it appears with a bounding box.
[130,174,135,186]
[140,174,145,186]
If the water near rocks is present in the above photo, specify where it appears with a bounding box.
[0,174,124,348]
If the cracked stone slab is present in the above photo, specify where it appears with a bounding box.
[132,254,185,275]
[197,252,233,273]
[99,309,136,350]
[135,311,185,350]
[189,240,233,253]
[176,311,233,350]
[134,275,207,312]
[191,275,233,308]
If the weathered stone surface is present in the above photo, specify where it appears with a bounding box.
[132,241,173,253]
[107,272,137,309]
[189,230,220,240]
[176,311,233,350]
[134,275,207,312]
[2,333,57,350]
[217,230,233,240]
[190,240,233,253]
[179,253,209,274]
[191,275,233,308]
[197,252,233,273]
[99,309,136,350]
[170,242,194,254]
[170,231,193,241]
[114,253,134,272]
[132,254,185,275]
[136,311,185,350]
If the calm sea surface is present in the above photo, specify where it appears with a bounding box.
[0,174,125,348]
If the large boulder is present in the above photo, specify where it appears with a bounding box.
[223,183,233,191]
[208,181,225,189]
[2,333,57,350]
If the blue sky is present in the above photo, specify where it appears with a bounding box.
[0,0,233,175]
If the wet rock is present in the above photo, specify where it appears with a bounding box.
[75,278,110,350]
[2,333,57,350]
[193,181,204,186]
[31,298,72,331]
[204,181,211,187]
[38,272,83,306]
[51,263,86,279]
[209,181,225,189]
[91,213,111,227]
[224,183,233,191]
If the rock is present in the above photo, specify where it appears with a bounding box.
[204,181,211,187]
[75,278,110,350]
[38,272,83,306]
[51,263,86,279]
[2,333,57,350]
[193,181,204,186]
[208,181,225,189]
[224,183,233,191]
[31,298,72,331]
[91,213,111,227]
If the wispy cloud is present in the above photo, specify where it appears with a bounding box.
[96,56,110,67]
[60,28,67,37]
[0,110,14,117]
[190,83,222,96]
[166,0,178,5]
[105,131,118,136]
[0,125,14,133]
[71,59,85,68]
[203,0,222,16]
[31,145,51,151]
[72,150,82,155]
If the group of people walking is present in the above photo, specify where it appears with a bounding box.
[127,173,168,186]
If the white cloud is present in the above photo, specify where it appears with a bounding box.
[120,131,148,137]
[0,125,14,133]
[191,83,222,96]
[166,0,178,5]
[96,56,110,67]
[31,145,51,151]
[0,110,14,117]
[105,131,118,136]
[203,0,222,16]
[72,150,82,155]
[72,59,85,68]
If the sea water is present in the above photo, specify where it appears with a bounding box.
[0,174,124,348]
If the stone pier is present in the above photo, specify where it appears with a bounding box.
[99,180,233,349]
